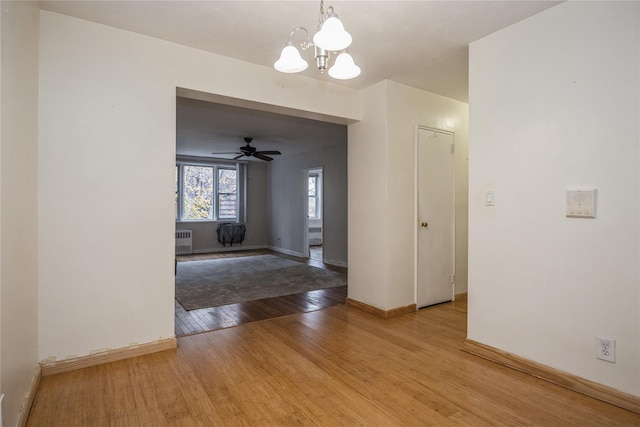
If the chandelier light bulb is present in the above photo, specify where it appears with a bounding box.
[274,44,308,73]
[313,14,352,51]
[328,52,361,79]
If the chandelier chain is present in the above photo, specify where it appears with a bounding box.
[317,0,325,31]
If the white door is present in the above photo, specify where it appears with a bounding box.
[417,128,455,308]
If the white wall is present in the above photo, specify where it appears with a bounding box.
[38,10,360,361]
[1,1,40,425]
[348,80,469,310]
[269,142,348,266]
[468,1,639,395]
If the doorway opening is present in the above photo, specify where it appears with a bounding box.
[174,89,350,336]
[306,168,324,261]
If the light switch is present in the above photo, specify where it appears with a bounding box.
[567,188,596,218]
[485,190,495,206]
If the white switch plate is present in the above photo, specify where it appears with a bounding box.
[566,188,596,218]
[485,190,495,206]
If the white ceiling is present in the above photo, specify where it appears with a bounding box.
[40,0,561,160]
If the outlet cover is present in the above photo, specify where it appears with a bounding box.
[596,336,616,363]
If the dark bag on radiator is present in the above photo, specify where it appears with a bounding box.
[216,223,246,247]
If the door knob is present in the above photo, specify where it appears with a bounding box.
[421,222,428,228]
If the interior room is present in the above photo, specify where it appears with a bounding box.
[173,95,349,335]
[2,1,639,425]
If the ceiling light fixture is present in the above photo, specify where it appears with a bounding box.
[274,0,360,80]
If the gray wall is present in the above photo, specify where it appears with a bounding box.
[175,141,348,264]
[268,142,348,267]
[176,162,269,252]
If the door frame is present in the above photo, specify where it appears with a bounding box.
[303,166,324,259]
[414,125,456,306]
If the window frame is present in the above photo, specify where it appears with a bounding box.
[216,166,238,220]
[307,173,322,220]
[175,158,244,223]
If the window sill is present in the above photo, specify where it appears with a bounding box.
[176,219,238,224]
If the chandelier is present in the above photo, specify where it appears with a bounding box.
[274,0,361,80]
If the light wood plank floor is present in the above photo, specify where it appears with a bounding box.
[175,249,347,337]
[27,298,640,426]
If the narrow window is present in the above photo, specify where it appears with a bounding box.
[308,175,318,219]
[218,168,237,219]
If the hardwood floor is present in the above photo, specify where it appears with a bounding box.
[175,249,347,337]
[27,297,640,426]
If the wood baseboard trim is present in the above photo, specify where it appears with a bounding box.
[346,298,416,319]
[463,339,640,415]
[41,338,177,377]
[17,364,41,427]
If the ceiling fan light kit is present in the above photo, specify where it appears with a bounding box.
[274,0,360,80]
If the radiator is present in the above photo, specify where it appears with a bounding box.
[308,226,322,245]
[175,229,193,254]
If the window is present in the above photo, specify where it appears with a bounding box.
[183,165,214,220]
[217,168,237,219]
[308,175,318,219]
[176,160,244,222]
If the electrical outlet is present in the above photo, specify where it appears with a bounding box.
[596,337,616,363]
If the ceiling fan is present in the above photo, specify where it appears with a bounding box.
[212,137,282,162]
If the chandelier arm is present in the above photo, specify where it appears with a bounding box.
[287,26,312,50]
[275,0,359,79]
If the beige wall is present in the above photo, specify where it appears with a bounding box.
[1,1,40,425]
[38,10,360,362]
[177,162,269,253]
[22,0,640,409]
[468,1,639,395]
[347,81,389,308]
[386,81,469,304]
[348,80,469,310]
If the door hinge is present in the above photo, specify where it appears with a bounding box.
[450,144,455,154]
[450,274,455,284]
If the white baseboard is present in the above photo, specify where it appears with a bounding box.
[324,258,347,268]
[189,245,348,268]
[267,246,305,258]
[191,245,266,254]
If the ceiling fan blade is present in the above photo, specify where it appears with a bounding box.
[233,154,245,160]
[256,150,281,155]
[253,153,274,161]
[211,151,242,155]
